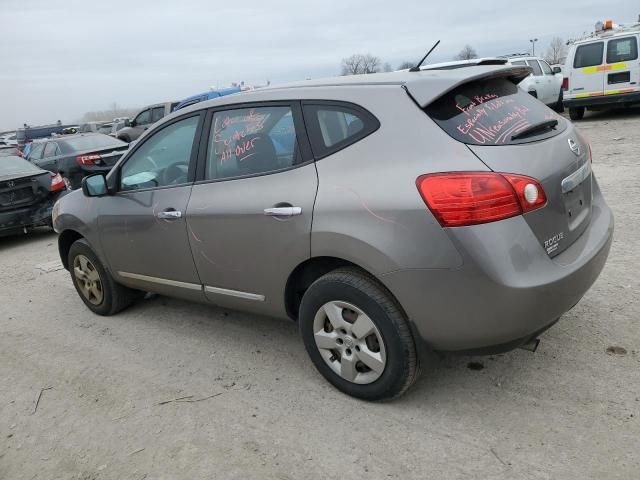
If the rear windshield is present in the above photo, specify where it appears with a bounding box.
[425,77,566,146]
[61,135,126,152]
[0,155,41,176]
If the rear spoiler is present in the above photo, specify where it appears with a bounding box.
[402,65,533,107]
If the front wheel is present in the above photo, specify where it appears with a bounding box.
[68,239,141,315]
[299,268,419,400]
[569,106,585,120]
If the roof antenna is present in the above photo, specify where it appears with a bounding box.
[409,40,441,72]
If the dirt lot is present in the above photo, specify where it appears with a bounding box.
[1,108,638,480]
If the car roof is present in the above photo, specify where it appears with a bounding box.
[150,64,529,136]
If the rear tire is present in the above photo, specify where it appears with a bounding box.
[569,106,585,120]
[299,268,419,401]
[68,239,141,315]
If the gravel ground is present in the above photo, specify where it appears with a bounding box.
[1,108,638,480]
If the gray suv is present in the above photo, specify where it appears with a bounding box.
[53,65,613,400]
[117,101,178,143]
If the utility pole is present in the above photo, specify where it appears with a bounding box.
[529,38,539,56]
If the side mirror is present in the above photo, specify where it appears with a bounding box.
[552,66,562,74]
[82,174,108,197]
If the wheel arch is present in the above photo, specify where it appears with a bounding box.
[58,229,84,270]
[284,256,408,323]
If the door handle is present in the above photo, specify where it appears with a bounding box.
[157,209,182,219]
[263,207,302,217]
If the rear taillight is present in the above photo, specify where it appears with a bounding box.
[562,77,569,91]
[50,173,66,192]
[76,153,102,165]
[416,172,547,227]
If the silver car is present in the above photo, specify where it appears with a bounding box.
[53,65,613,400]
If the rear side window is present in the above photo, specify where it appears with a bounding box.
[574,42,604,68]
[606,37,638,63]
[206,106,299,180]
[526,60,543,76]
[302,103,379,158]
[43,142,59,157]
[425,77,566,146]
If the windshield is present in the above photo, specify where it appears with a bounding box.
[0,155,42,176]
[62,135,126,152]
[425,77,566,146]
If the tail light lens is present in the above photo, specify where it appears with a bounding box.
[76,153,102,165]
[416,172,547,227]
[562,77,569,91]
[50,173,66,192]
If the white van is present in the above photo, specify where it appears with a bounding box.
[563,20,640,120]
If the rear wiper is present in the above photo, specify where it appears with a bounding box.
[510,119,558,141]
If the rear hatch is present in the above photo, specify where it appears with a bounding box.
[419,74,592,257]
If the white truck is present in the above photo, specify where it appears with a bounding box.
[563,19,640,120]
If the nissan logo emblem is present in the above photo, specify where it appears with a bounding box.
[568,138,581,156]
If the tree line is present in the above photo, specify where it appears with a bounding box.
[340,37,568,75]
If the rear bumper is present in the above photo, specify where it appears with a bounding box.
[381,183,614,352]
[0,193,64,236]
[564,91,640,109]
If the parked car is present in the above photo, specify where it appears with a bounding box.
[173,86,241,111]
[0,132,18,146]
[0,155,67,236]
[0,145,21,157]
[107,120,127,138]
[78,121,111,133]
[563,19,640,120]
[26,133,128,189]
[53,65,613,400]
[418,56,564,110]
[116,102,178,143]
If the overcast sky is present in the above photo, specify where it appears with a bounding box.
[1,0,637,130]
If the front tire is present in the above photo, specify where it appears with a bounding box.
[569,106,585,120]
[299,268,419,400]
[68,239,140,315]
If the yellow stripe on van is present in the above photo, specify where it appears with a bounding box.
[574,92,604,98]
[581,63,628,74]
[605,88,636,95]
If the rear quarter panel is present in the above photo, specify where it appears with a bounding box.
[309,86,488,274]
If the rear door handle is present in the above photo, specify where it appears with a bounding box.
[157,209,182,219]
[263,207,302,217]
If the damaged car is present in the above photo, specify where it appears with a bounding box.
[0,155,67,237]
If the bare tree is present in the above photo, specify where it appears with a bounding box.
[341,53,382,75]
[544,37,567,65]
[454,45,478,61]
[382,62,393,72]
[397,61,415,70]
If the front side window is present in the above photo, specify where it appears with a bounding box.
[574,42,604,68]
[43,142,59,157]
[303,103,379,158]
[120,115,199,191]
[151,107,165,123]
[539,60,553,75]
[206,106,298,180]
[606,37,638,64]
[526,60,543,76]
[135,109,152,126]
